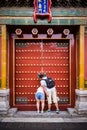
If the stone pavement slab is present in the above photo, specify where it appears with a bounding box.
[0,109,87,123]
[0,110,87,130]
[1,117,64,122]
[0,113,87,123]
[0,121,87,130]
[1,117,87,123]
[13,111,71,118]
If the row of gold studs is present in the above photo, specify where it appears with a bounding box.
[16,57,69,60]
[16,71,69,74]
[16,64,69,66]
[16,78,69,81]
[16,50,69,53]
[16,85,69,88]
[16,92,68,95]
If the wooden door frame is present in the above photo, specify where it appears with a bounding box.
[9,37,76,110]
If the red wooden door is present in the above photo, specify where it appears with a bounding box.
[10,38,75,110]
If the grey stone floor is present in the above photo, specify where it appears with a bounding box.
[0,108,87,123]
[0,109,87,130]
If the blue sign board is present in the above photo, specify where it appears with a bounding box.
[37,0,48,14]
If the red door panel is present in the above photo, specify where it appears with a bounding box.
[10,38,74,110]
